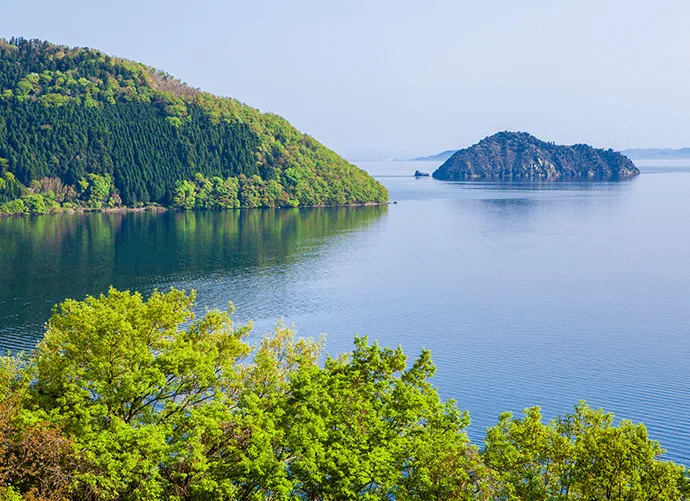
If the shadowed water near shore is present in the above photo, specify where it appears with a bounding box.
[0,206,388,351]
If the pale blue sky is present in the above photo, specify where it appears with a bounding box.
[3,0,689,159]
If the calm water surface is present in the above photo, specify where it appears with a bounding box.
[1,160,690,462]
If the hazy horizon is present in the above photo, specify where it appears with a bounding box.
[3,0,690,160]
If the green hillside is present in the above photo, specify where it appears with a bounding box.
[0,38,387,214]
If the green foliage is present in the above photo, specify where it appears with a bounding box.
[0,175,78,215]
[483,403,689,501]
[272,337,485,500]
[173,179,197,210]
[172,171,348,210]
[1,287,685,500]
[32,288,251,499]
[77,173,115,209]
[0,172,25,204]
[21,193,48,214]
[0,198,28,215]
[0,37,388,213]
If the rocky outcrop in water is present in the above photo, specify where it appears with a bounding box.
[433,132,639,181]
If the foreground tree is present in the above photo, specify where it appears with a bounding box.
[0,287,687,500]
[30,288,252,499]
[483,403,690,501]
[0,356,78,500]
[275,337,487,500]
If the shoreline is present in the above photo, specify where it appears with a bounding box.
[0,201,390,218]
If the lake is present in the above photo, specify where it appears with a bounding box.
[1,160,690,463]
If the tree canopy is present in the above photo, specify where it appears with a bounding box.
[0,288,687,500]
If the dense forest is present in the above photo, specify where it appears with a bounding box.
[433,131,640,181]
[0,288,688,500]
[0,38,387,214]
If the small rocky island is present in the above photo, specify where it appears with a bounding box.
[432,132,640,181]
[414,170,430,177]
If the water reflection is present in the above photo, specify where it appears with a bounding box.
[0,206,387,350]
[444,177,639,195]
[481,197,536,211]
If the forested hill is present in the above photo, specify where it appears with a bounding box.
[0,38,388,214]
[433,132,640,181]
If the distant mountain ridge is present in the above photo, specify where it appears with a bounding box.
[620,148,690,160]
[410,150,458,162]
[433,132,639,181]
[415,146,690,163]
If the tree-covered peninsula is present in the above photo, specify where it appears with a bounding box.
[433,131,640,181]
[0,38,387,215]
[0,288,688,500]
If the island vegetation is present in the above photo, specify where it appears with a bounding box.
[433,132,640,181]
[0,288,687,500]
[0,38,387,215]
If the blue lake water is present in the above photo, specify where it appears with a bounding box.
[1,160,689,462]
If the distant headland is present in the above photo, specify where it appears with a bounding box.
[413,146,690,163]
[432,132,640,181]
[620,148,690,160]
[0,38,387,216]
[410,150,458,162]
